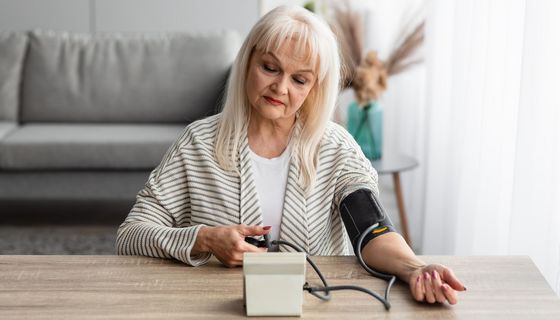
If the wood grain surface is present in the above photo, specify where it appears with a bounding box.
[0,255,559,319]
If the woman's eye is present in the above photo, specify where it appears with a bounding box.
[263,64,277,72]
[293,77,306,85]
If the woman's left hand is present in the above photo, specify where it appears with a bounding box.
[408,264,466,305]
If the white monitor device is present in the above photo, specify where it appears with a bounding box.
[243,252,306,317]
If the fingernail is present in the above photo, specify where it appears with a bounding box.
[263,226,272,230]
[416,276,420,283]
[424,272,430,280]
[463,286,467,291]
[432,270,438,278]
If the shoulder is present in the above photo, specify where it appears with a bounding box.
[183,114,221,142]
[322,121,361,152]
[171,113,221,149]
[150,114,221,182]
[318,121,373,170]
[321,122,379,199]
[188,113,222,130]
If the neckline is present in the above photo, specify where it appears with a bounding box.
[248,143,292,163]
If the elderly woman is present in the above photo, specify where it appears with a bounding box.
[116,5,465,305]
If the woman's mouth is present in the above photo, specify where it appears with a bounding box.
[264,96,284,106]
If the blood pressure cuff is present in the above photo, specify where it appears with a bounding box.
[340,189,396,255]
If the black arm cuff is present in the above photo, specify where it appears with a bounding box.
[339,189,396,255]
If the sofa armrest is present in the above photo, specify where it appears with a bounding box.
[0,31,27,122]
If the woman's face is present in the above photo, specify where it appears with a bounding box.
[246,40,316,127]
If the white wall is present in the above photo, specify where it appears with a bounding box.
[0,0,259,36]
[0,0,91,32]
[94,0,258,35]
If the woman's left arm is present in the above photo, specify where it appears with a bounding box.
[361,232,466,304]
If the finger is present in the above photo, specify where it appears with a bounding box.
[423,272,436,303]
[413,274,424,301]
[441,283,458,305]
[237,245,267,265]
[431,270,446,303]
[442,267,466,291]
[241,224,272,236]
[235,237,268,253]
[242,243,268,253]
[218,255,240,268]
[230,252,245,267]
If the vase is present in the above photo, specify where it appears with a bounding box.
[346,100,383,160]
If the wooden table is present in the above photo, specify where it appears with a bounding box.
[1,255,559,319]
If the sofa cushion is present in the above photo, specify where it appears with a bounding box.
[0,122,17,140]
[0,32,28,121]
[0,123,185,170]
[21,30,240,123]
[0,171,150,201]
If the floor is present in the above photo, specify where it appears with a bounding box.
[0,175,403,255]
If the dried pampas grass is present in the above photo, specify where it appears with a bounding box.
[327,1,425,97]
[329,0,364,89]
[385,22,425,76]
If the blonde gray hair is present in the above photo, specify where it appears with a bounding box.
[214,5,341,193]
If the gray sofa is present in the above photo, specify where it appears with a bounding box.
[0,30,240,223]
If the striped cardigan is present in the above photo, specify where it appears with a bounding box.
[116,114,379,266]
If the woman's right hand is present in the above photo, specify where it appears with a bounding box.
[192,224,271,267]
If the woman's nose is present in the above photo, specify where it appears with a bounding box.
[271,76,289,95]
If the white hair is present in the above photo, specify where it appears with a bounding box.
[214,5,341,193]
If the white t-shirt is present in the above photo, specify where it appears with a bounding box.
[248,145,291,250]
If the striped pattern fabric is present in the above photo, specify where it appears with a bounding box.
[116,114,379,266]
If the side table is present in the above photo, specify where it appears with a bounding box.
[371,154,418,245]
